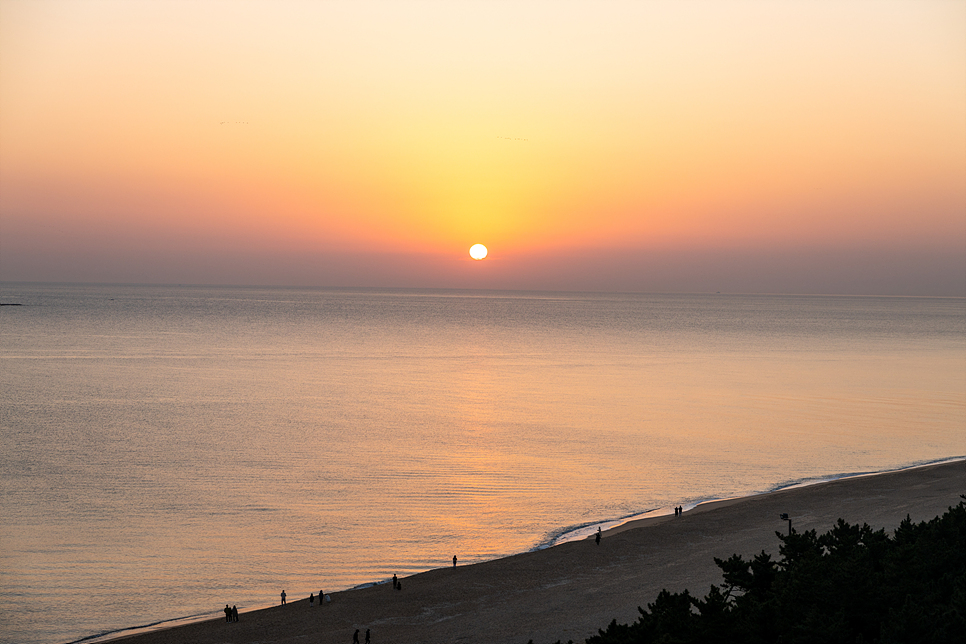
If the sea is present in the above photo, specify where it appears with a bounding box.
[1,283,963,644]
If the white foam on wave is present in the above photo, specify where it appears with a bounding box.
[544,456,966,548]
[75,456,965,644]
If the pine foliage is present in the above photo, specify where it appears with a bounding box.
[584,498,966,644]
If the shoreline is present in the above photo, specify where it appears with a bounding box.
[543,455,966,548]
[79,456,965,644]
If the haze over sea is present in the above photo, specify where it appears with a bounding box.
[1,283,963,644]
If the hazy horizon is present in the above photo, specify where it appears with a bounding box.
[2,1,964,295]
[2,244,964,297]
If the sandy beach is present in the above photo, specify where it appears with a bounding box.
[111,460,964,644]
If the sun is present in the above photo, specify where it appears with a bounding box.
[469,244,488,260]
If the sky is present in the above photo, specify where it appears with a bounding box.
[1,0,964,295]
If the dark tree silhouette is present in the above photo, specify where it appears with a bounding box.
[579,497,966,644]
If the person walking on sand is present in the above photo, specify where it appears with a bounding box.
[231,605,238,622]
[392,574,397,589]
[225,604,231,622]
[365,628,371,643]
[353,628,360,644]
[310,592,314,605]
[281,589,286,605]
[453,555,457,567]
[596,526,601,545]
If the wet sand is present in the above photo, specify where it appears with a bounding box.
[111,460,964,644]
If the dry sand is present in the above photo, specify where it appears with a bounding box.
[112,460,964,644]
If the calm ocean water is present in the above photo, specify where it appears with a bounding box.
[1,284,963,644]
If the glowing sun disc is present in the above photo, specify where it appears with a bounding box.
[469,244,488,260]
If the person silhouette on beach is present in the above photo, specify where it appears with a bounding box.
[310,592,314,605]
[281,590,286,605]
[392,574,397,589]
[231,605,238,622]
[453,555,458,567]
[353,628,360,643]
[365,628,371,643]
[596,527,601,545]
[225,604,231,622]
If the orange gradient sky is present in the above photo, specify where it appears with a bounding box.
[1,0,964,294]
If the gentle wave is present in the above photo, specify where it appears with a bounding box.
[73,456,965,644]
[3,285,962,644]
[546,456,966,548]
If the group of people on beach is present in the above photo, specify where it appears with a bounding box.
[280,588,330,606]
[223,604,239,622]
[674,505,684,517]
[276,591,375,643]
[268,563,449,642]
